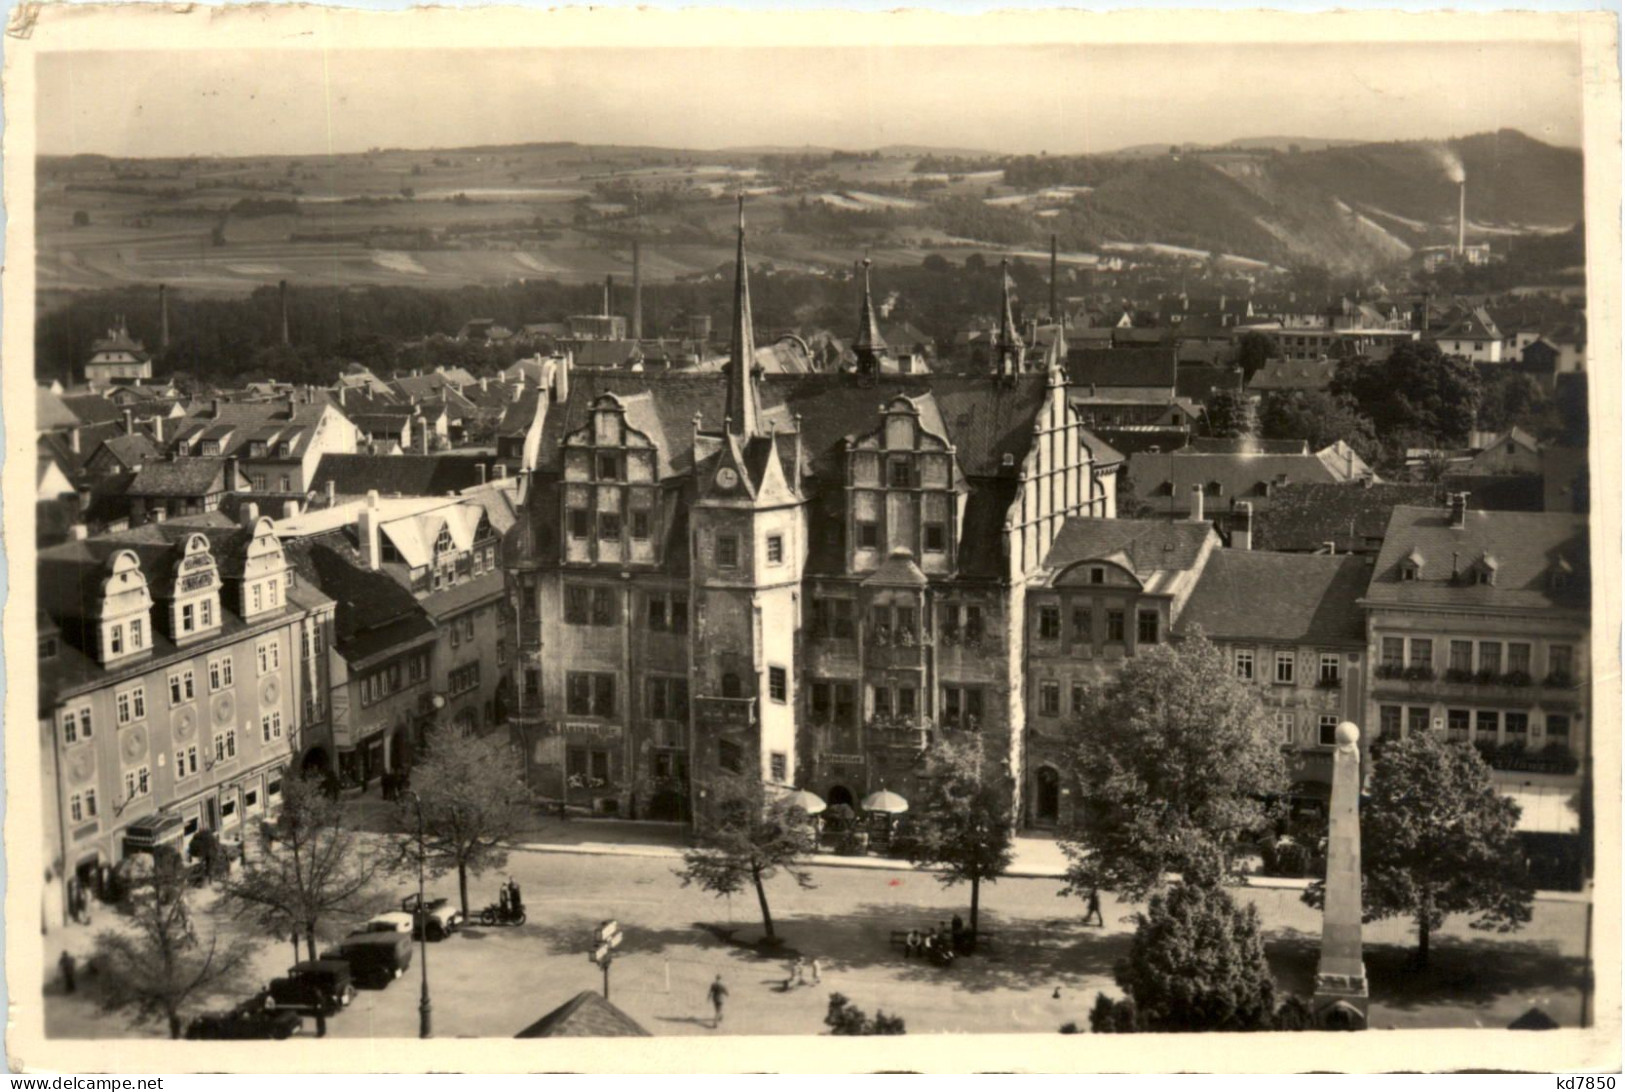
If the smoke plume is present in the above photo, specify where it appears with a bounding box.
[1430,144,1466,184]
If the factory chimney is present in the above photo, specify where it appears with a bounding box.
[1457,181,1466,257]
[158,284,170,351]
[1049,234,1059,326]
[279,280,291,346]
[631,238,643,341]
[603,274,614,319]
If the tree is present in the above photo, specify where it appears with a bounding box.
[1330,342,1481,446]
[1476,369,1561,439]
[1204,389,1256,439]
[1258,390,1380,464]
[1096,874,1279,1032]
[825,993,906,1035]
[398,727,536,920]
[904,737,1014,951]
[222,773,386,961]
[1305,731,1534,968]
[1059,633,1287,900]
[92,851,252,1038]
[1235,331,1278,381]
[676,770,816,943]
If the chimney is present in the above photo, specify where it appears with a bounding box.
[415,415,430,455]
[631,238,643,341]
[1449,491,1469,529]
[1231,502,1253,550]
[279,280,291,346]
[1457,181,1466,257]
[1190,484,1205,523]
[1049,233,1059,325]
[120,407,134,434]
[211,398,221,418]
[69,427,82,454]
[480,375,489,393]
[359,490,382,570]
[158,283,170,351]
[337,386,346,407]
[554,351,572,405]
[325,479,336,506]
[225,455,240,490]
[603,274,614,318]
[240,501,260,529]
[282,500,300,519]
[476,464,487,485]
[151,415,164,443]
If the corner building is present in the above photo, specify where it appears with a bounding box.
[506,203,1121,824]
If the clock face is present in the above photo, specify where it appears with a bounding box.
[716,467,738,490]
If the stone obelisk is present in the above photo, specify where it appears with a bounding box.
[1312,720,1369,1029]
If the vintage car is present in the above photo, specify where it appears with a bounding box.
[326,931,414,988]
[359,910,415,935]
[266,960,355,1017]
[400,893,462,940]
[185,995,303,1040]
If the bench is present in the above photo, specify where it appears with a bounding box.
[889,930,996,953]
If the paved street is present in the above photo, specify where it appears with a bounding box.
[42,829,1590,1039]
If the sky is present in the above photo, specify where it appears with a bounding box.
[37,41,1584,159]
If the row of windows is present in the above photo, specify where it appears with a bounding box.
[1234,648,1342,685]
[1378,636,1574,681]
[1378,704,1570,741]
[359,652,431,707]
[1036,604,1158,645]
[568,507,655,543]
[447,613,478,649]
[107,617,146,657]
[177,597,216,636]
[852,521,948,553]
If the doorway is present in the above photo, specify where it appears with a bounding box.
[1035,766,1061,825]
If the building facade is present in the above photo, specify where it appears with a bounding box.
[38,512,332,930]
[506,204,1122,825]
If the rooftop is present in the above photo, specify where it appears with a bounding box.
[1177,550,1370,645]
[1365,505,1589,613]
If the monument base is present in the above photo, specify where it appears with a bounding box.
[1312,967,1370,1030]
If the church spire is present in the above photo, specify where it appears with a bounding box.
[725,195,763,437]
[852,257,888,377]
[996,258,1024,377]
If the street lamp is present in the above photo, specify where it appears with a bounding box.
[401,789,432,1040]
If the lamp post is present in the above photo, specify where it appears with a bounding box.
[402,789,432,1039]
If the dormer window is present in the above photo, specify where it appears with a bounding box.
[1400,548,1425,582]
[1549,555,1574,590]
[434,524,455,558]
[1472,554,1498,586]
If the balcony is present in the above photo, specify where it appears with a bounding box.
[694,695,757,728]
[866,715,932,750]
[1373,664,1583,704]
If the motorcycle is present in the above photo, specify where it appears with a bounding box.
[479,900,527,927]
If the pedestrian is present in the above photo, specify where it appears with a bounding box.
[809,957,822,985]
[785,957,804,990]
[1085,887,1104,927]
[58,950,76,994]
[499,883,510,916]
[904,928,920,959]
[707,974,729,1028]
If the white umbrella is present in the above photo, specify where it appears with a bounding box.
[785,789,827,816]
[861,788,909,815]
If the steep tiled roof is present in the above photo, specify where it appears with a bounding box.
[1177,550,1369,645]
[312,454,498,499]
[37,387,82,431]
[1042,517,1213,582]
[94,432,161,469]
[1067,348,1177,389]
[61,392,122,426]
[1251,482,1439,553]
[128,458,240,497]
[1364,505,1588,612]
[1247,359,1337,392]
[282,533,437,665]
[514,991,650,1038]
[1127,450,1347,509]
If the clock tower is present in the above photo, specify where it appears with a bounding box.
[689,199,807,806]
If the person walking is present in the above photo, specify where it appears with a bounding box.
[58,950,76,994]
[1084,887,1105,927]
[785,957,805,990]
[809,957,822,985]
[707,974,729,1028]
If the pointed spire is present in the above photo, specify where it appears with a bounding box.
[725,196,763,437]
[853,257,888,375]
[997,259,1024,376]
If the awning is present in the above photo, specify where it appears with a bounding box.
[1505,786,1582,835]
[123,812,185,849]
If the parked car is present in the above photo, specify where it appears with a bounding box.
[400,893,462,940]
[359,910,415,935]
[186,995,303,1040]
[327,931,414,988]
[267,960,355,1016]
